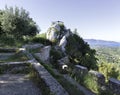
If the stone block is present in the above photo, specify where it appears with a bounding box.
[34,46,51,63]
[89,70,105,86]
[74,65,88,76]
[109,78,120,95]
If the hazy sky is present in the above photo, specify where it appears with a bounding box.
[0,0,120,42]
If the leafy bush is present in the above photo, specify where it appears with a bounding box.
[0,6,39,40]
[83,74,99,93]
[50,47,63,67]
[65,33,98,70]
[98,62,120,81]
[31,37,52,45]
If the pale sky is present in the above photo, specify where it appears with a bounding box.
[0,0,120,42]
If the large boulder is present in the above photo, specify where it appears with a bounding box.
[46,21,62,42]
[34,46,51,63]
[46,28,58,42]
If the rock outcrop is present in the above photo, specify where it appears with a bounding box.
[46,21,71,52]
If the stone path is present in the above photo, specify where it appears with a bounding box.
[0,74,42,95]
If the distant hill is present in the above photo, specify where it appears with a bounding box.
[84,39,120,47]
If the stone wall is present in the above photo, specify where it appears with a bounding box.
[73,64,120,95]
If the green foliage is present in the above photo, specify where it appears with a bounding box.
[31,36,52,45]
[70,71,99,94]
[0,35,15,46]
[66,33,98,70]
[0,6,39,40]
[50,47,63,60]
[50,47,63,68]
[57,77,84,95]
[94,46,120,65]
[29,33,52,45]
[92,45,120,80]
[70,72,113,95]
[83,74,99,93]
[98,62,120,81]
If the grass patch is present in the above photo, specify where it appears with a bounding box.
[83,74,99,93]
[57,77,84,95]
[70,71,113,95]
[4,51,29,62]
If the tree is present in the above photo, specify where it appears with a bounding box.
[0,6,39,39]
[66,33,98,70]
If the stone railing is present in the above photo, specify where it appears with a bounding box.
[73,65,120,95]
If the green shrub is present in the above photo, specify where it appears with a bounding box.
[36,33,46,39]
[31,36,52,45]
[50,48,62,60]
[83,74,99,93]
[0,36,15,46]
[50,47,63,68]
[98,62,120,81]
[65,34,98,70]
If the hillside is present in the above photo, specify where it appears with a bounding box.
[84,39,120,47]
[85,39,120,65]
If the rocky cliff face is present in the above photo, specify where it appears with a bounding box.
[46,21,72,52]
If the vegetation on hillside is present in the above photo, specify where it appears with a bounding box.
[66,33,98,70]
[92,46,120,80]
[0,6,39,46]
